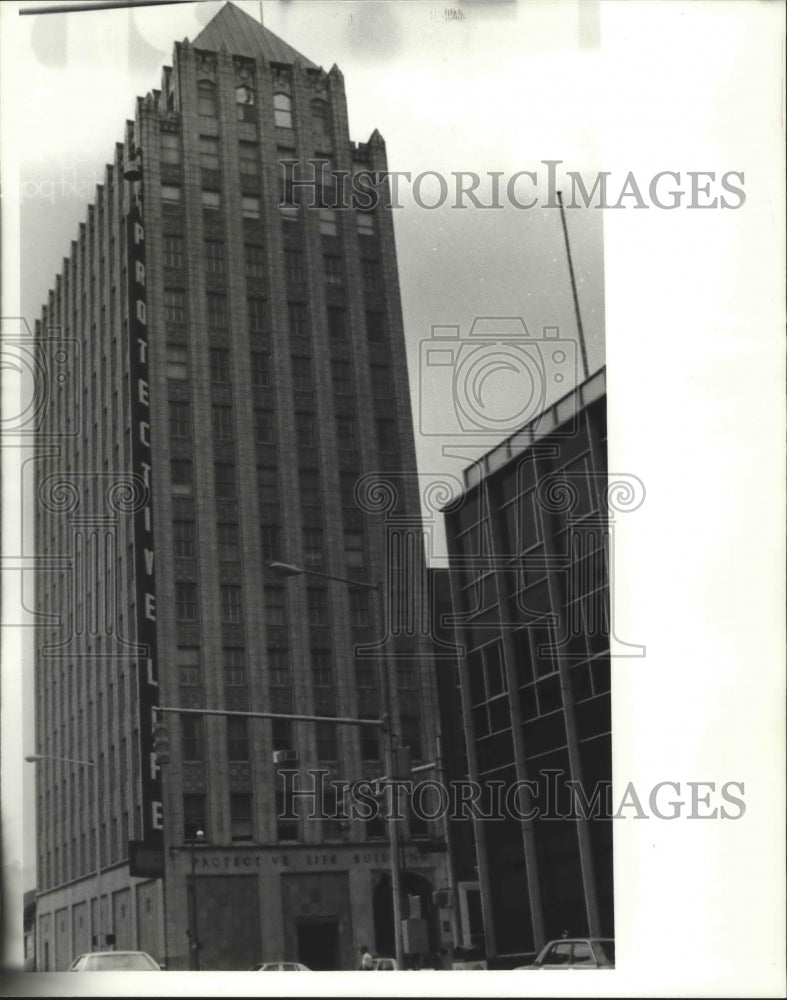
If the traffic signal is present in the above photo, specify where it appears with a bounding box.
[152,721,171,764]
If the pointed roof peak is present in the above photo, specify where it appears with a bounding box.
[191,2,317,69]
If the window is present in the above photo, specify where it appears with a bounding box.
[265,587,287,626]
[331,360,353,397]
[276,780,299,842]
[239,142,258,176]
[371,364,393,399]
[227,719,250,762]
[209,348,231,384]
[164,289,186,325]
[175,582,197,621]
[340,471,359,509]
[248,297,268,333]
[235,84,255,122]
[349,590,370,628]
[207,293,228,329]
[230,793,253,841]
[212,405,234,441]
[202,191,221,218]
[327,306,347,341]
[255,409,275,444]
[376,418,398,453]
[401,714,423,760]
[242,196,261,219]
[344,530,364,567]
[221,585,243,623]
[288,302,309,337]
[285,251,305,284]
[324,255,343,286]
[291,356,312,392]
[319,209,338,236]
[205,241,225,274]
[296,413,316,449]
[181,715,204,760]
[307,588,329,627]
[357,212,374,236]
[197,80,217,117]
[167,344,188,381]
[161,184,182,204]
[168,400,190,438]
[366,310,386,342]
[359,721,380,762]
[183,794,207,841]
[215,463,236,501]
[173,520,195,559]
[163,235,183,269]
[171,459,193,490]
[199,135,220,171]
[160,132,180,164]
[224,647,247,686]
[246,245,265,279]
[316,722,338,761]
[303,527,323,566]
[217,522,239,561]
[336,416,357,450]
[257,466,279,507]
[311,98,328,136]
[299,469,320,507]
[260,525,281,563]
[362,259,383,294]
[312,649,333,688]
[268,649,291,687]
[273,92,293,129]
[250,350,271,387]
[272,719,292,752]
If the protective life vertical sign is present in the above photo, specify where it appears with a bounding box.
[126,184,165,877]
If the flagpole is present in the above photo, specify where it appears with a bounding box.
[557,190,590,382]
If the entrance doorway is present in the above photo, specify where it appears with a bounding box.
[297,918,339,970]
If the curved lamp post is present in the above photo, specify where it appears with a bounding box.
[25,753,102,949]
[189,827,205,970]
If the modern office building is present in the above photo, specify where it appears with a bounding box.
[443,366,614,967]
[31,2,449,971]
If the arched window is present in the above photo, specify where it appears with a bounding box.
[274,92,293,129]
[197,80,217,117]
[236,84,256,123]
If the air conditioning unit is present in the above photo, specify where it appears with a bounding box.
[272,749,299,764]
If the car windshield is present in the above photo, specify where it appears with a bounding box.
[85,953,159,970]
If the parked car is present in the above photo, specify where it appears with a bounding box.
[67,950,162,971]
[516,938,615,969]
[249,961,311,971]
[372,956,399,970]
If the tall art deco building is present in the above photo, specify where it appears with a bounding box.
[32,2,449,971]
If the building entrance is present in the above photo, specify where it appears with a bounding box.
[297,918,340,970]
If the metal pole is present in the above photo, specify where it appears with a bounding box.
[374,585,405,971]
[557,190,590,382]
[93,761,102,949]
[189,834,200,971]
[268,562,405,968]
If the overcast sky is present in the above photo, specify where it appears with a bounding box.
[15,0,607,561]
[2,2,784,992]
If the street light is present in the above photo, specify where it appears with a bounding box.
[188,827,205,970]
[268,561,405,969]
[25,753,102,949]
